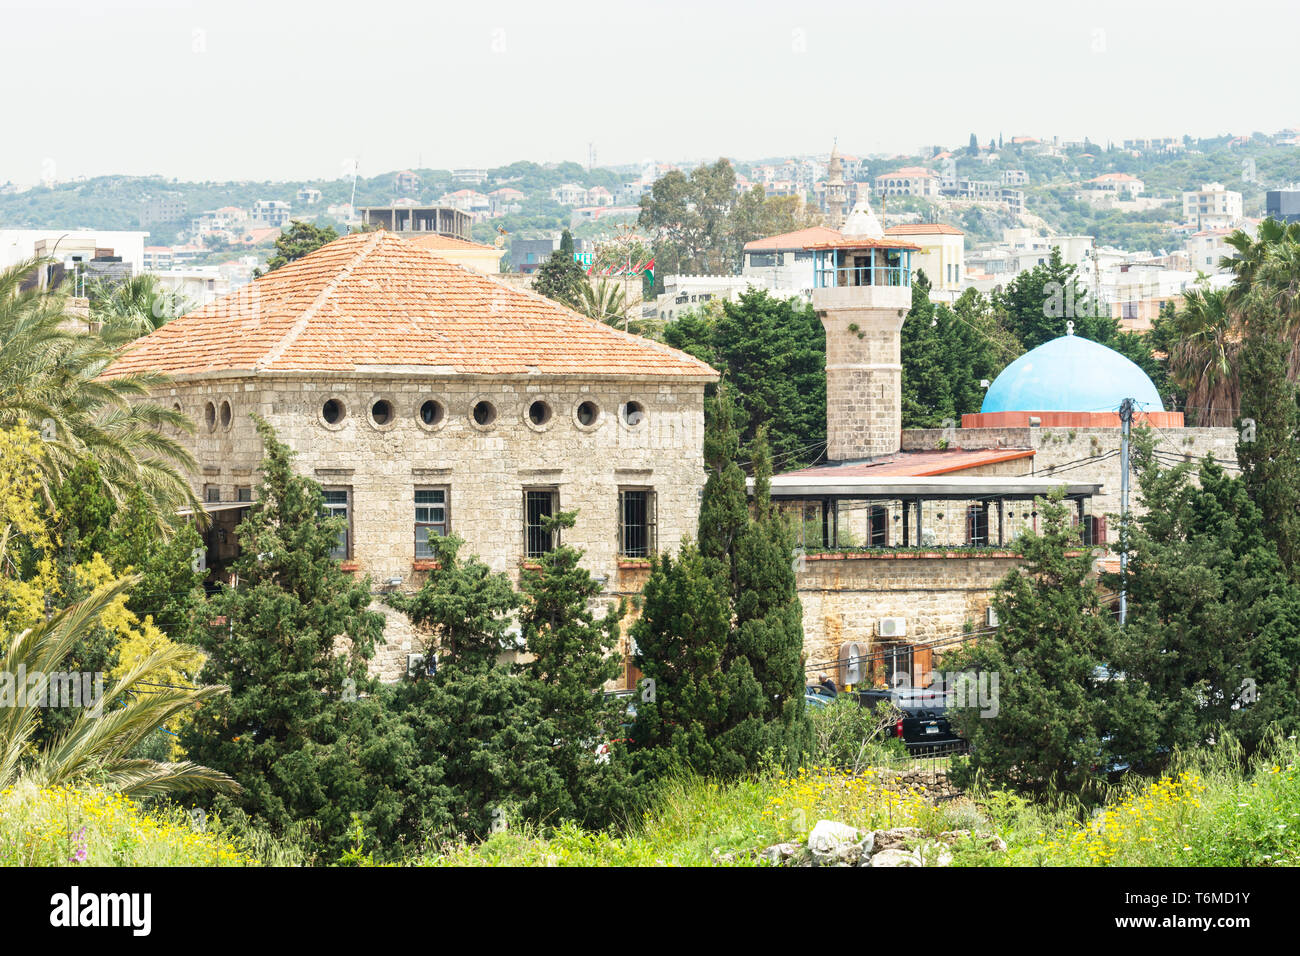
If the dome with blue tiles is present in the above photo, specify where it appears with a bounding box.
[981,329,1163,414]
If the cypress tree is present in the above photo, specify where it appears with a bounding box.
[390,533,560,839]
[532,229,587,309]
[1113,434,1300,758]
[727,427,809,765]
[633,400,809,776]
[1236,320,1300,575]
[698,384,748,565]
[629,542,747,777]
[517,511,632,827]
[183,418,424,857]
[947,490,1127,795]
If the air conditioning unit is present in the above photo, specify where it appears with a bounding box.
[839,641,867,686]
[878,617,907,639]
[986,606,999,628]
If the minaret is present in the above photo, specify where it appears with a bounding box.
[825,145,847,230]
[809,197,919,461]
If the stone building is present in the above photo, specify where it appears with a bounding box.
[777,218,1238,685]
[104,230,718,681]
[774,199,1110,686]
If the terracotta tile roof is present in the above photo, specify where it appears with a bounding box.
[403,233,499,253]
[884,223,964,236]
[804,237,922,252]
[743,226,844,251]
[102,231,719,382]
[876,167,938,178]
[779,448,1035,479]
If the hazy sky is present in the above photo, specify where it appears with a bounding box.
[2,0,1297,184]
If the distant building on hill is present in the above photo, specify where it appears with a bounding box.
[139,195,187,228]
[251,200,291,228]
[358,204,472,241]
[1266,189,1300,223]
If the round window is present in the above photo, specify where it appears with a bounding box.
[528,400,552,427]
[420,399,445,427]
[622,401,646,427]
[322,398,345,425]
[472,400,497,426]
[576,400,600,427]
[371,399,393,426]
[219,400,233,429]
[204,401,217,431]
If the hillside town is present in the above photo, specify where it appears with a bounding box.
[2,0,1300,915]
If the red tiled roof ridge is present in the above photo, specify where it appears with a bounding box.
[884,223,964,236]
[256,230,385,371]
[103,230,718,381]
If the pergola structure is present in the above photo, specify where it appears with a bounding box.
[758,474,1105,550]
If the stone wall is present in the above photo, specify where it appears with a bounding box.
[796,552,1023,682]
[815,284,911,461]
[162,372,707,681]
[902,425,1239,541]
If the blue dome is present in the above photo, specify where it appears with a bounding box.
[981,334,1163,414]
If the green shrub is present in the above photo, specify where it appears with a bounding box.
[807,697,906,771]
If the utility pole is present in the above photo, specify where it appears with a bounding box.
[1118,397,1134,626]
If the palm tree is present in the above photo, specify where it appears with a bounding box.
[1222,220,1300,311]
[89,273,190,347]
[0,259,200,521]
[575,276,629,326]
[0,577,239,798]
[1164,222,1300,425]
[1168,286,1239,426]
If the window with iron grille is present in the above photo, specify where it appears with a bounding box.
[524,489,558,559]
[321,488,351,560]
[204,485,220,503]
[882,644,912,688]
[966,504,989,546]
[415,487,449,558]
[237,486,252,503]
[619,488,656,557]
[867,505,889,547]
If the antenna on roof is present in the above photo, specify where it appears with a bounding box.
[349,155,360,216]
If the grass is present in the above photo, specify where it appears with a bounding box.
[422,734,1300,867]
[964,732,1300,867]
[7,734,1297,867]
[421,766,941,866]
[0,781,259,866]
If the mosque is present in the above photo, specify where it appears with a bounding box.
[759,198,1238,686]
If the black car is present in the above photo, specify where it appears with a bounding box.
[854,686,967,754]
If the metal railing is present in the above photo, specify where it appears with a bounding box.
[813,265,911,289]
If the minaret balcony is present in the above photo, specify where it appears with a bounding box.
[810,244,915,311]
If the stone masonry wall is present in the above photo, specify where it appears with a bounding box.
[796,553,1022,683]
[819,297,907,461]
[162,373,707,681]
[902,426,1239,541]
